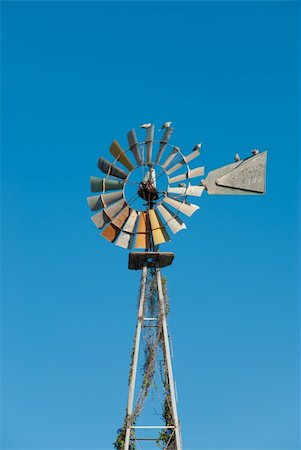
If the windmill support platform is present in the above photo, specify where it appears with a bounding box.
[123,252,181,449]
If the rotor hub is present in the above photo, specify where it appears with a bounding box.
[137,180,159,203]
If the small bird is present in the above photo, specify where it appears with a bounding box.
[234,153,241,162]
[252,149,259,155]
[193,143,202,151]
[159,121,172,131]
[178,183,186,188]
[140,123,152,129]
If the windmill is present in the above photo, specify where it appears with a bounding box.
[87,123,267,449]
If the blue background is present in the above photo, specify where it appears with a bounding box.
[1,1,300,449]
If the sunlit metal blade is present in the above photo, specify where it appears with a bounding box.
[148,209,171,245]
[98,157,128,179]
[161,146,180,169]
[203,152,267,195]
[163,195,199,217]
[155,127,174,164]
[101,223,121,243]
[168,166,205,184]
[156,204,187,234]
[166,149,201,175]
[90,176,124,192]
[145,124,155,163]
[134,212,150,249]
[110,140,134,171]
[127,129,141,164]
[115,210,139,249]
[111,205,131,228]
[87,191,123,211]
[104,199,127,220]
[167,185,204,197]
[90,211,111,229]
[90,199,126,228]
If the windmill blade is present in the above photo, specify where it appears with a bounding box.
[134,212,150,249]
[90,198,127,228]
[166,149,201,175]
[90,176,124,193]
[149,209,171,246]
[87,190,124,211]
[115,210,139,249]
[161,146,180,169]
[98,157,128,179]
[101,223,121,243]
[155,127,174,164]
[203,152,267,195]
[163,195,199,217]
[145,124,155,163]
[127,129,141,164]
[110,140,134,171]
[156,204,187,234]
[167,185,204,197]
[168,166,205,184]
[111,205,131,228]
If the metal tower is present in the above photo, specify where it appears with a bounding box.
[87,122,267,449]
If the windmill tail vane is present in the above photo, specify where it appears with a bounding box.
[87,122,268,449]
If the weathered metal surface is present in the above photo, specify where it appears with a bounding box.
[90,210,111,229]
[110,140,134,171]
[98,156,128,179]
[123,210,139,233]
[101,223,121,242]
[115,230,132,249]
[87,194,105,211]
[128,252,175,270]
[167,185,204,197]
[145,124,155,163]
[127,129,141,164]
[87,190,124,211]
[163,196,199,217]
[104,199,127,220]
[112,205,131,228]
[149,209,171,245]
[115,209,139,249]
[203,151,267,195]
[161,146,179,169]
[168,166,205,184]
[155,127,174,164]
[157,204,187,234]
[134,212,150,249]
[90,176,124,192]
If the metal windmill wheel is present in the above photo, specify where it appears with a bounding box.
[87,124,204,251]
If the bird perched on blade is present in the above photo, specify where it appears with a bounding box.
[140,123,152,129]
[193,143,202,152]
[234,153,241,162]
[159,121,172,131]
[252,149,259,155]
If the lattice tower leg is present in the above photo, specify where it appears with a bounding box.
[123,264,182,450]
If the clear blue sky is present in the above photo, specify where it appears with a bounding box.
[1,1,299,449]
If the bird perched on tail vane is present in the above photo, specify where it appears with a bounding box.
[159,121,172,131]
[234,153,240,162]
[140,123,152,129]
[193,143,202,152]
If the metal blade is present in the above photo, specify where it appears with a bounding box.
[148,209,171,245]
[127,129,141,164]
[134,212,150,249]
[167,185,204,197]
[104,199,127,220]
[145,124,155,163]
[156,204,187,234]
[101,223,121,243]
[110,140,134,171]
[111,205,131,228]
[115,210,139,249]
[90,176,124,192]
[161,146,180,169]
[88,188,124,211]
[87,195,105,211]
[155,127,174,164]
[163,195,200,217]
[166,149,201,175]
[90,210,111,229]
[203,152,267,195]
[98,157,128,179]
[168,166,205,184]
